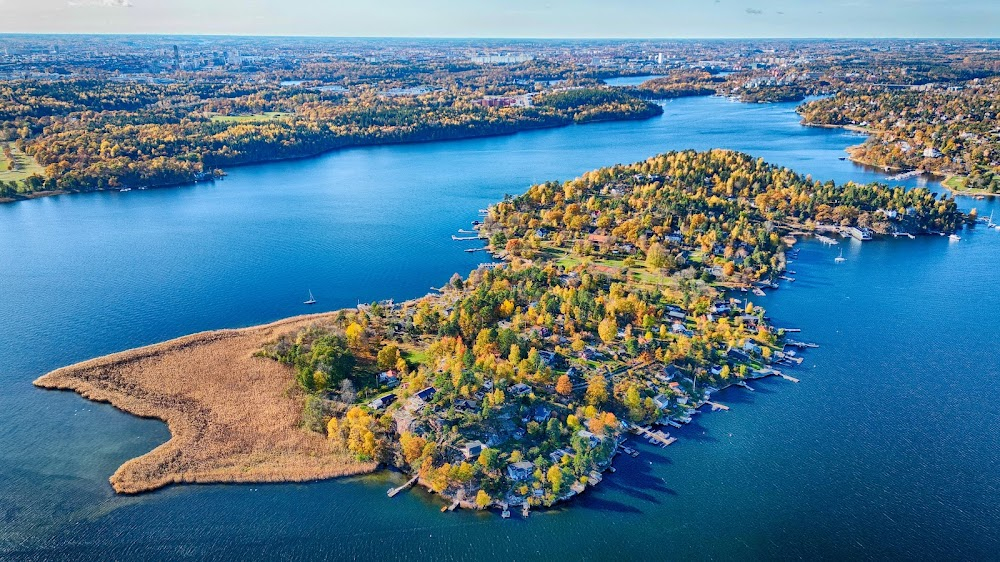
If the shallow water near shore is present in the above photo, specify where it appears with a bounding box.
[2,95,999,559]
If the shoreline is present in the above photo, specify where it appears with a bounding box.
[802,120,993,196]
[0,110,662,206]
[33,312,377,494]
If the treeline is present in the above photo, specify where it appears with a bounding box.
[0,81,660,197]
[534,88,663,123]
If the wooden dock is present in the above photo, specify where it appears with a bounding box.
[777,372,800,383]
[633,425,677,447]
[387,475,419,498]
[785,339,818,349]
[707,401,730,411]
[736,381,755,392]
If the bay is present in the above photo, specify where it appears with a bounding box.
[1,95,998,560]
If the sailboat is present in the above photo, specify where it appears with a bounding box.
[304,290,317,305]
[834,249,846,263]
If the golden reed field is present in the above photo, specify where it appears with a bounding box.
[34,314,377,494]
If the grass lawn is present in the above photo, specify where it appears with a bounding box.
[0,143,44,183]
[402,347,431,368]
[942,175,966,191]
[210,111,294,123]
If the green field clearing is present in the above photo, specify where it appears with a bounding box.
[942,175,966,190]
[210,111,294,123]
[0,144,44,183]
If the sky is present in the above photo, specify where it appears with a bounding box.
[0,0,998,38]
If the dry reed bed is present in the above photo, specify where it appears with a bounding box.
[33,313,377,494]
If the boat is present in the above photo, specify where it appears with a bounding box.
[501,508,511,519]
[949,234,961,242]
[119,188,132,192]
[304,290,317,305]
[834,249,846,263]
[752,287,765,297]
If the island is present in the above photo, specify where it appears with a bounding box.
[36,149,966,512]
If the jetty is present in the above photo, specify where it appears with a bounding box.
[452,235,480,241]
[779,327,802,333]
[785,339,818,349]
[707,401,730,411]
[777,372,800,383]
[632,425,677,447]
[387,475,418,498]
[464,247,489,253]
[888,169,923,181]
[816,235,839,245]
[736,381,755,392]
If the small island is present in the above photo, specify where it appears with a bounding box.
[36,149,966,511]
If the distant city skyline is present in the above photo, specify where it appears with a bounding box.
[1,0,998,38]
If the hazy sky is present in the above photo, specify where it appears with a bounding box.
[1,0,998,37]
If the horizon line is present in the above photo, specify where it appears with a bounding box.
[1,32,998,41]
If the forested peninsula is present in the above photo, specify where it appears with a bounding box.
[36,149,967,510]
[798,79,1000,195]
[0,83,659,201]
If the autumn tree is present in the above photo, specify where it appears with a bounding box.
[585,375,608,406]
[377,344,400,371]
[598,315,618,344]
[556,374,573,396]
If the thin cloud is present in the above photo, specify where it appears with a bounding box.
[67,0,133,7]
[745,7,763,15]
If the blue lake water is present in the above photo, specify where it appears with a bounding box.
[1,96,999,560]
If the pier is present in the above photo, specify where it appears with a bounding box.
[777,372,800,383]
[736,381,755,392]
[707,401,730,411]
[452,235,481,241]
[464,247,489,253]
[632,425,677,447]
[785,339,818,349]
[387,475,419,498]
[816,235,839,245]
